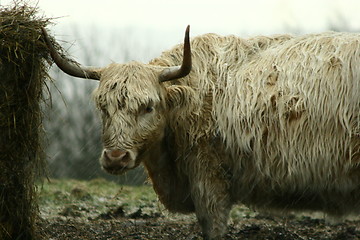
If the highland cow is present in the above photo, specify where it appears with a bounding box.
[43,26,360,239]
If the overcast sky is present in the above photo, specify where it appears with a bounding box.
[3,0,360,34]
[2,0,360,62]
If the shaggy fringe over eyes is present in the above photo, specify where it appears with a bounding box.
[92,62,164,150]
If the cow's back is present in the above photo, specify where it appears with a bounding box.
[212,32,360,215]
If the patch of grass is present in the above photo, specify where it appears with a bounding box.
[37,178,258,224]
[38,178,159,220]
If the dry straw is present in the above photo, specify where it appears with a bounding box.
[0,1,52,239]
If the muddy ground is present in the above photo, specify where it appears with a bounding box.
[36,179,360,239]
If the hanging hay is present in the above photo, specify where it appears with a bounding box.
[0,2,51,239]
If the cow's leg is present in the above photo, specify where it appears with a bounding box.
[188,149,232,240]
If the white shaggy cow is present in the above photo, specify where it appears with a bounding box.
[43,26,360,239]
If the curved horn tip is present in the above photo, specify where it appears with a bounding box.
[186,25,190,34]
[184,25,190,43]
[159,25,192,82]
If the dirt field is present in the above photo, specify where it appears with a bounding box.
[36,179,360,239]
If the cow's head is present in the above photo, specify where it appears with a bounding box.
[42,26,192,175]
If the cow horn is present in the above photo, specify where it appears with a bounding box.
[41,27,101,80]
[159,25,192,82]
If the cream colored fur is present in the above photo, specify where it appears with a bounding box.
[93,31,360,239]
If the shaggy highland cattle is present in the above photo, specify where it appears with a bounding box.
[43,26,360,239]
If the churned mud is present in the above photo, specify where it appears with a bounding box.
[36,179,360,239]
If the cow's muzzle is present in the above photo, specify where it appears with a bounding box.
[100,149,136,175]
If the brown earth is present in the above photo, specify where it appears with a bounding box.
[36,179,360,240]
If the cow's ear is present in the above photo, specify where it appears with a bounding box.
[165,85,196,109]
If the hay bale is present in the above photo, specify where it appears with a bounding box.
[0,2,50,239]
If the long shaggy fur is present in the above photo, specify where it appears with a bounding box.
[93,31,360,239]
[152,32,360,214]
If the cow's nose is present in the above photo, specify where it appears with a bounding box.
[104,149,128,162]
[101,149,134,174]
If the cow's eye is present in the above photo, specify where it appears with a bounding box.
[145,106,154,113]
[139,102,154,115]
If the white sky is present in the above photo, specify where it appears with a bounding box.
[2,0,360,63]
[2,0,360,35]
